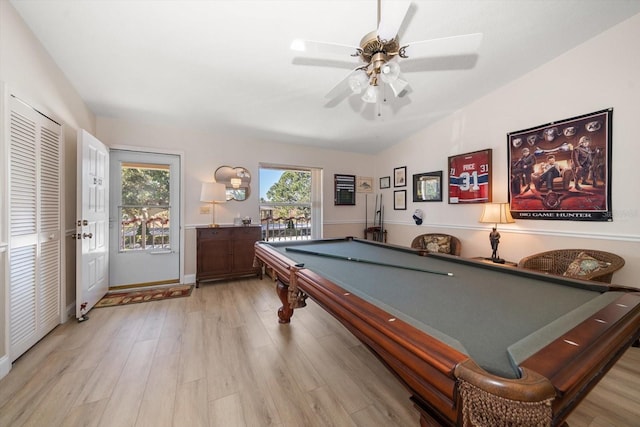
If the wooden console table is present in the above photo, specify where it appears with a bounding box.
[196,225,262,287]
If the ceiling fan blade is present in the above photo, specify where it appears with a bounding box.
[325,69,363,100]
[402,33,483,59]
[291,39,360,58]
[377,0,411,41]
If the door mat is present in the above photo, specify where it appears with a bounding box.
[95,285,194,308]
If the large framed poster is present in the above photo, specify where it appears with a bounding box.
[448,149,492,204]
[508,109,612,221]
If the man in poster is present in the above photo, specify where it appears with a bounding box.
[511,147,536,193]
[572,136,593,190]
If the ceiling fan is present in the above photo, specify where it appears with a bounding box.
[291,0,483,105]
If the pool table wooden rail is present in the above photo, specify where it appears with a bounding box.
[254,239,640,426]
[257,241,468,423]
[520,291,640,422]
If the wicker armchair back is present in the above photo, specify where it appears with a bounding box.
[518,249,625,283]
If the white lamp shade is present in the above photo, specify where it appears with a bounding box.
[361,85,379,104]
[479,203,515,225]
[380,61,401,83]
[200,182,227,203]
[230,178,242,188]
[388,78,409,97]
[348,70,369,94]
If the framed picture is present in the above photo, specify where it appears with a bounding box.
[413,171,443,202]
[394,166,407,187]
[379,176,391,189]
[334,174,356,205]
[508,108,613,221]
[356,176,373,193]
[448,149,492,204]
[394,190,407,210]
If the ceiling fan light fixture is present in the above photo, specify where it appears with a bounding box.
[388,78,409,97]
[380,61,401,83]
[361,85,379,104]
[295,0,483,107]
[348,70,369,94]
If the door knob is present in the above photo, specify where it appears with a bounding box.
[83,233,93,239]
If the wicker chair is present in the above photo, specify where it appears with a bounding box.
[517,249,625,283]
[411,233,462,256]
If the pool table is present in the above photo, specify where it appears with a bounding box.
[254,237,640,426]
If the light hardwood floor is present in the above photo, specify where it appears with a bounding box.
[0,278,638,427]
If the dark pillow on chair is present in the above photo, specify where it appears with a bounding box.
[564,252,611,278]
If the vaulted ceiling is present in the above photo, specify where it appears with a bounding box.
[10,0,640,154]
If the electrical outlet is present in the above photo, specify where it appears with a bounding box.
[200,205,211,214]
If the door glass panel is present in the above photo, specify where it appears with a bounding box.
[119,162,170,251]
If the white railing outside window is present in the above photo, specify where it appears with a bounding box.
[260,202,311,241]
[119,205,171,251]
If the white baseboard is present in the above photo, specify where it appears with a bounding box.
[0,354,11,380]
[184,274,195,285]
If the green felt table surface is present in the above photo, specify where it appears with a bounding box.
[266,239,618,379]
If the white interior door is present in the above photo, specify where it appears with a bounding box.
[76,129,109,319]
[108,150,180,288]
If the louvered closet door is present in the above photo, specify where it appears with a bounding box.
[8,96,62,361]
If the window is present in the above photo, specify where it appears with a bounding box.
[119,162,171,250]
[259,165,322,240]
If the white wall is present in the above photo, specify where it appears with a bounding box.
[0,1,95,374]
[95,117,375,275]
[374,13,640,288]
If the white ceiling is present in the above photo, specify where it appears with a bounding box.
[10,0,640,154]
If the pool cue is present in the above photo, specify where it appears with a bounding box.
[379,194,384,242]
[374,194,379,228]
[285,247,453,277]
[375,194,381,241]
[364,193,369,239]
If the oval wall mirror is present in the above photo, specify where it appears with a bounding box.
[214,166,251,201]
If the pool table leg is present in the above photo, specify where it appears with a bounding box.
[276,277,307,324]
[276,279,294,323]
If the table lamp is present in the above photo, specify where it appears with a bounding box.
[479,202,515,264]
[200,182,227,227]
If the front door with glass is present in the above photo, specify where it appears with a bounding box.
[109,150,180,288]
